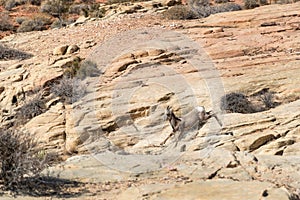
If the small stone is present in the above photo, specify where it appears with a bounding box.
[8,63,22,70]
[203,29,214,35]
[213,27,224,33]
[12,74,23,82]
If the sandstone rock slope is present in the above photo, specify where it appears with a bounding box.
[0,2,300,199]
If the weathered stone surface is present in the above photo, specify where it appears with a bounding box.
[0,2,300,199]
[120,180,289,200]
[24,103,66,153]
[53,45,68,55]
[66,44,80,54]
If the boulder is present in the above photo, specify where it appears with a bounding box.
[53,45,68,55]
[66,45,80,54]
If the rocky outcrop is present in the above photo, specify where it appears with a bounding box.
[0,2,300,199]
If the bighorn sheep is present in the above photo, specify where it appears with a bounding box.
[162,106,222,146]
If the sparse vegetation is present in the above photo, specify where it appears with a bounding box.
[221,90,280,113]
[68,3,105,18]
[163,5,197,20]
[220,92,255,113]
[214,0,229,4]
[259,91,277,109]
[15,17,26,25]
[41,0,70,18]
[76,60,101,80]
[0,129,83,197]
[0,129,48,192]
[106,0,148,5]
[62,59,101,80]
[164,0,242,20]
[4,0,17,11]
[0,12,14,31]
[18,91,47,121]
[0,44,33,60]
[17,14,52,32]
[244,0,259,9]
[51,77,86,104]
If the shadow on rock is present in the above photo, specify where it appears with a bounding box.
[4,176,84,198]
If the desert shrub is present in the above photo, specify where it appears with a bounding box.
[17,15,52,32]
[27,0,42,5]
[88,4,106,18]
[0,129,48,191]
[4,0,17,11]
[15,17,27,25]
[69,4,89,15]
[191,3,241,17]
[260,91,276,109]
[41,0,70,18]
[216,3,242,12]
[50,19,65,29]
[0,44,33,60]
[0,12,14,31]
[51,77,86,104]
[76,60,101,80]
[50,18,74,29]
[258,0,268,5]
[164,1,241,20]
[62,59,100,79]
[18,91,46,121]
[188,0,210,6]
[244,0,259,9]
[220,92,255,113]
[163,5,197,20]
[215,0,229,3]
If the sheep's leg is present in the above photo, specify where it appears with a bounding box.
[174,124,186,147]
[212,114,223,127]
[206,111,223,127]
[160,132,175,145]
[190,122,205,140]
